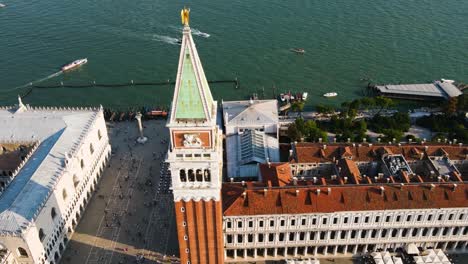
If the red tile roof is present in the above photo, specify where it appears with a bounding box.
[293,143,467,163]
[222,183,468,216]
[337,158,361,184]
[259,163,291,187]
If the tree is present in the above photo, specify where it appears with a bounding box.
[374,96,394,115]
[291,101,305,113]
[382,129,404,142]
[287,123,302,142]
[360,97,376,110]
[316,104,335,114]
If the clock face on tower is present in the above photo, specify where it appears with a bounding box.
[172,131,211,148]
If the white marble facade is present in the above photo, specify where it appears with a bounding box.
[0,106,111,264]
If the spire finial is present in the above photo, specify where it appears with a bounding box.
[181,7,190,27]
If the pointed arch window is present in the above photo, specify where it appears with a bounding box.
[39,228,45,242]
[51,207,57,220]
[17,247,28,257]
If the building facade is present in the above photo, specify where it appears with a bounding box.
[0,103,111,264]
[165,22,224,264]
[167,11,468,264]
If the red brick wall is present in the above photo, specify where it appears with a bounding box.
[175,199,224,264]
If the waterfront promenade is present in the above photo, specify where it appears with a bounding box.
[60,119,179,264]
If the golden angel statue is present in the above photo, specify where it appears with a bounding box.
[181,7,190,26]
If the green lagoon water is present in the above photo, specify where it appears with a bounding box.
[1,0,467,108]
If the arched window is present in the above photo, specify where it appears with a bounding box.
[188,170,195,182]
[98,129,102,140]
[62,189,68,201]
[80,159,84,169]
[39,228,45,242]
[51,207,57,220]
[89,143,94,154]
[195,169,203,182]
[17,247,28,257]
[179,170,186,182]
[204,169,211,182]
[73,174,79,188]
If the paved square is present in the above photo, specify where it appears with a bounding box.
[60,119,179,264]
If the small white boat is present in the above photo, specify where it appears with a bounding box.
[323,92,337,97]
[441,78,455,84]
[290,48,305,54]
[0,3,6,8]
[61,58,87,71]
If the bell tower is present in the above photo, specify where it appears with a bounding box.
[166,8,224,264]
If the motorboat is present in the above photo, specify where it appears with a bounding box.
[291,48,305,54]
[440,78,455,84]
[0,3,5,8]
[176,39,182,45]
[61,58,87,71]
[323,92,337,97]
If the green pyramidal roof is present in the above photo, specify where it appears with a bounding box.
[173,27,214,121]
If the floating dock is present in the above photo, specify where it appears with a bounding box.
[373,80,462,101]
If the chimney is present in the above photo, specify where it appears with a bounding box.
[347,138,351,143]
[444,138,448,143]
[230,177,234,183]
[263,188,268,196]
[437,138,441,143]
[452,184,458,192]
[437,176,442,182]
[289,149,293,157]
[377,138,381,143]
[409,138,412,143]
[242,191,247,199]
[333,138,337,143]
[343,177,348,183]
[316,189,321,195]
[430,184,436,191]
[242,181,246,186]
[369,143,373,147]
[327,188,331,195]
[459,143,463,147]
[313,177,317,184]
[295,189,300,196]
[293,177,297,186]
[453,139,457,144]
[323,144,327,150]
[319,138,322,143]
[399,183,405,190]
[363,138,367,143]
[380,186,385,196]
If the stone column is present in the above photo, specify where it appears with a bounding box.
[135,112,148,144]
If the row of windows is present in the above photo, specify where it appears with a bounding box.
[179,169,211,182]
[226,226,468,244]
[175,153,211,159]
[226,211,468,230]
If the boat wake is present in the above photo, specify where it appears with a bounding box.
[1,71,62,93]
[191,28,210,38]
[151,34,181,45]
